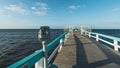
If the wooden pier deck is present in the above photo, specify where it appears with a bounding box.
[53,32,120,68]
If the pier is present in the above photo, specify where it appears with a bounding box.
[7,28,120,68]
[53,31,120,68]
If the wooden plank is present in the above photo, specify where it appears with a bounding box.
[53,31,120,68]
[53,32,76,68]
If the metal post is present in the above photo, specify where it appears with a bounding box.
[114,40,118,51]
[81,26,83,35]
[96,34,99,41]
[67,33,69,38]
[64,34,67,42]
[42,41,48,68]
[58,39,63,52]
[85,31,87,36]
[71,29,73,35]
[89,32,91,38]
[35,58,44,68]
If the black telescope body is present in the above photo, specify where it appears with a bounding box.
[38,26,50,41]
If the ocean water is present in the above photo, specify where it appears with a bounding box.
[0,29,64,67]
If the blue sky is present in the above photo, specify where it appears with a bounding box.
[0,0,120,29]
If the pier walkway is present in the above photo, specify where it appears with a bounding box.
[53,32,120,68]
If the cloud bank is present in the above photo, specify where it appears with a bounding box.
[3,2,50,16]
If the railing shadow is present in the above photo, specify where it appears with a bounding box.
[49,64,58,68]
[73,34,89,68]
[90,38,120,67]
[72,34,120,68]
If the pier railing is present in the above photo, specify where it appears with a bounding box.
[7,32,68,68]
[83,31,120,51]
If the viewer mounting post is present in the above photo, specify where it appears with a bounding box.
[38,26,50,68]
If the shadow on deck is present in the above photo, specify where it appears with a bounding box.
[73,34,120,68]
[53,32,120,68]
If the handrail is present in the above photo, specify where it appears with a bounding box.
[7,32,67,68]
[80,25,120,51]
[90,32,120,42]
[85,31,120,51]
[7,50,43,68]
[47,32,67,52]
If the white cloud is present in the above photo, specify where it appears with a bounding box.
[36,2,49,10]
[4,5,27,14]
[69,4,87,10]
[36,2,48,7]
[31,7,36,10]
[69,5,80,9]
[112,8,120,11]
[32,2,49,16]
[34,11,46,16]
[3,2,49,16]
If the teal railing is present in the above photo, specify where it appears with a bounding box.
[90,32,120,42]
[7,32,67,68]
[85,31,120,51]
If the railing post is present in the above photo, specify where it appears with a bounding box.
[96,34,99,41]
[80,26,84,35]
[35,42,47,68]
[58,39,63,52]
[114,40,119,51]
[42,41,48,68]
[64,33,69,42]
[35,58,44,68]
[67,32,70,38]
[85,31,86,36]
[35,41,48,68]
[81,31,83,35]
[89,32,91,38]
[81,30,83,35]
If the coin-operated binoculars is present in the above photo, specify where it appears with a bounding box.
[38,26,50,41]
[38,26,50,68]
